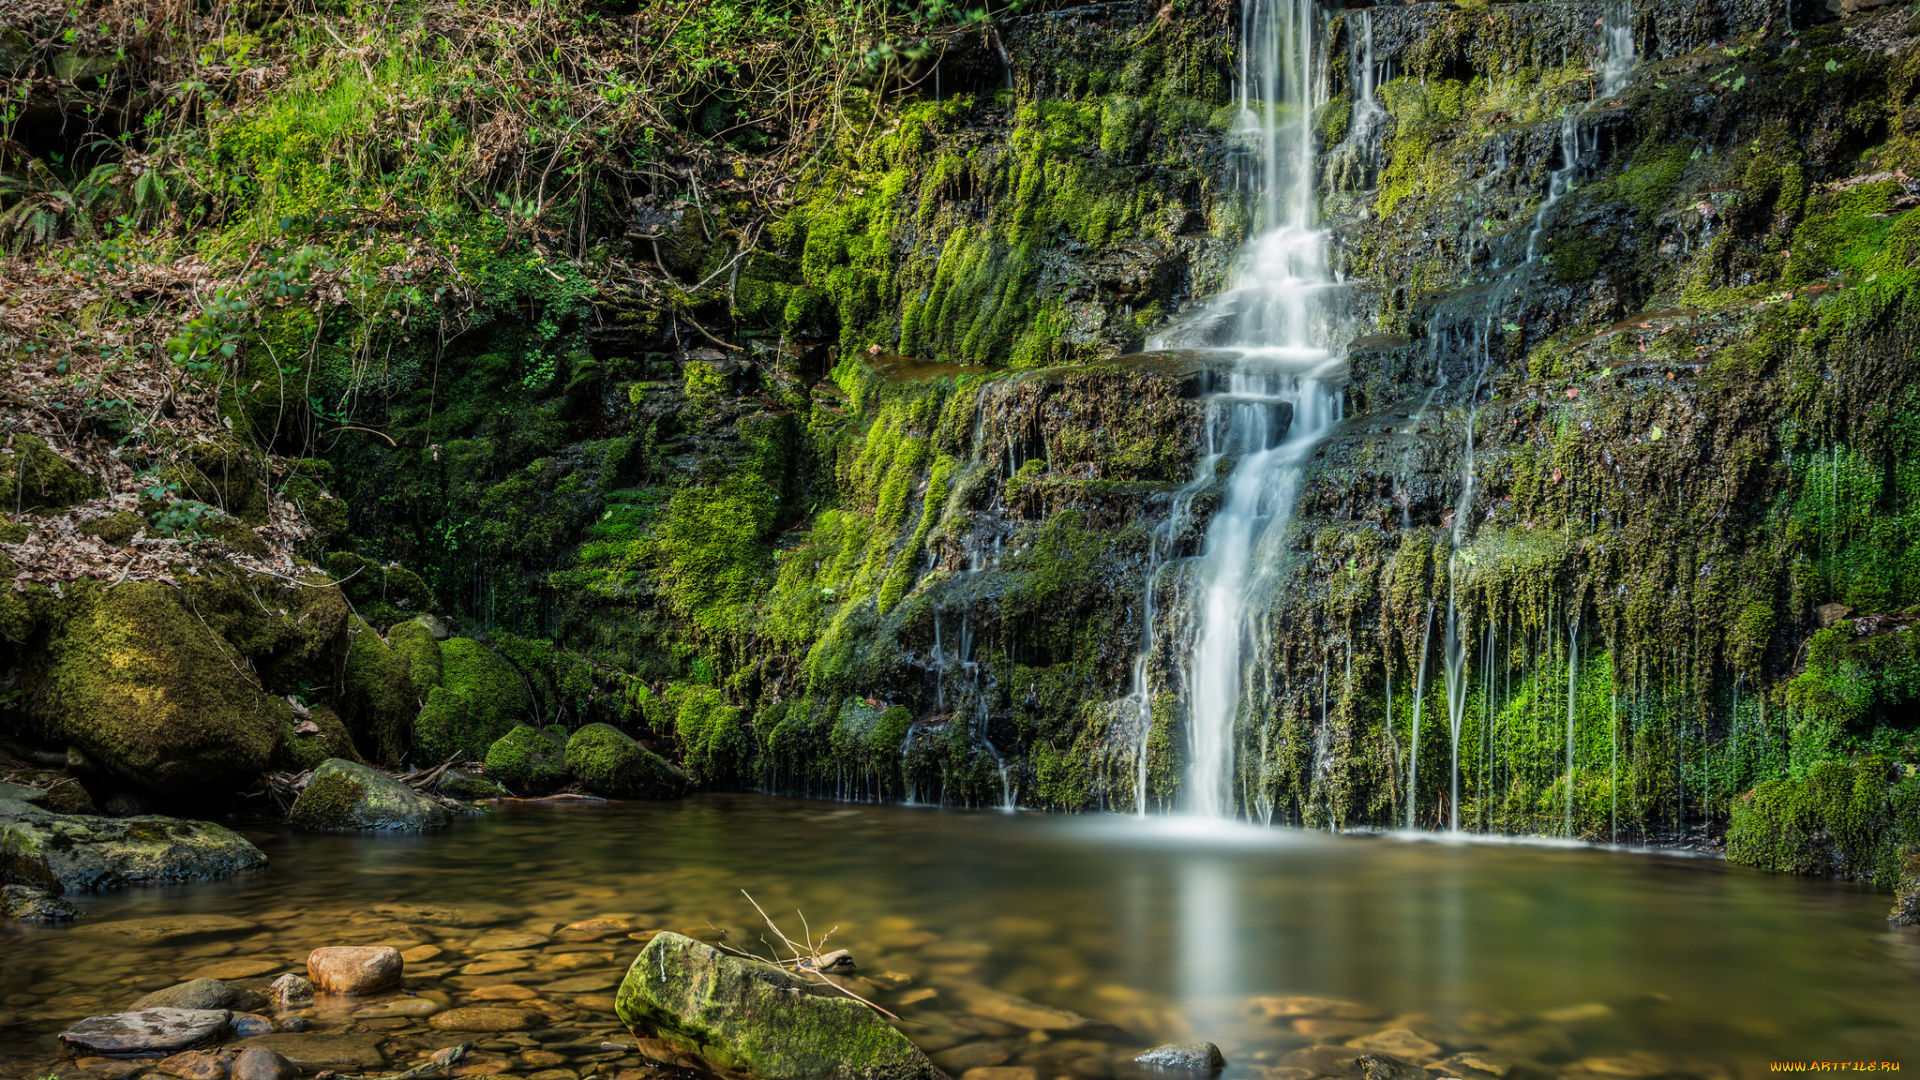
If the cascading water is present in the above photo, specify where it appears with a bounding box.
[1141,0,1347,820]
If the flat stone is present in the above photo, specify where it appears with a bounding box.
[1278,1045,1364,1077]
[430,1007,543,1031]
[400,944,445,963]
[557,919,634,940]
[183,958,284,981]
[470,984,539,1001]
[0,781,47,804]
[373,901,519,927]
[951,982,1093,1030]
[59,1008,233,1055]
[154,1050,228,1080]
[933,1044,1012,1072]
[471,933,549,951]
[1539,1003,1613,1024]
[537,950,613,971]
[898,988,939,1006]
[572,993,618,1012]
[0,800,267,893]
[542,974,618,994]
[523,1050,570,1067]
[309,945,404,995]
[1294,1018,1374,1038]
[230,1048,298,1080]
[1431,1053,1512,1078]
[617,931,942,1080]
[1575,1056,1672,1078]
[231,1032,389,1070]
[1345,1031,1441,1061]
[133,979,268,1013]
[962,1069,1038,1080]
[528,1071,580,1080]
[353,997,445,1019]
[1134,1043,1226,1071]
[85,914,257,942]
[1356,1053,1435,1080]
[1250,997,1382,1022]
[463,958,530,976]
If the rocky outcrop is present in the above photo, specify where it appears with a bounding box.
[287,759,450,831]
[0,798,267,892]
[485,724,570,794]
[616,931,945,1080]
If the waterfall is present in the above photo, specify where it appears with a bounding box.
[1406,600,1435,830]
[1138,0,1346,820]
[1564,614,1580,838]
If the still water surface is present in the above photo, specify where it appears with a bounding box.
[5,795,1917,1077]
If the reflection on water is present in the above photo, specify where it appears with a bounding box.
[5,795,1919,1078]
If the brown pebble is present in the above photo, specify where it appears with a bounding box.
[430,1006,542,1032]
[524,1050,569,1067]
[230,1048,297,1080]
[154,1050,227,1080]
[471,984,540,1001]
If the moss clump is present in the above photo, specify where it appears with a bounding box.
[338,619,419,766]
[567,723,691,799]
[275,705,364,773]
[32,580,289,801]
[388,617,444,689]
[287,768,362,833]
[412,637,532,762]
[484,723,569,794]
[78,512,144,546]
[325,551,434,627]
[1726,757,1920,886]
[0,435,102,514]
[668,684,756,786]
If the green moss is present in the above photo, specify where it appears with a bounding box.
[339,620,418,766]
[286,770,365,828]
[668,683,755,786]
[567,722,691,799]
[325,551,433,627]
[389,618,444,689]
[1,435,101,514]
[484,723,570,794]
[411,638,533,763]
[78,512,144,546]
[31,580,288,801]
[275,705,363,772]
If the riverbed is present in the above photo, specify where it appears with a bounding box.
[5,795,1916,1078]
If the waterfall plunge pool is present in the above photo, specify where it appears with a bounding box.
[4,794,1915,1078]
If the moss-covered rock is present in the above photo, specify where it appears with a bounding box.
[435,769,510,801]
[30,581,289,801]
[568,723,691,799]
[389,618,445,689]
[0,435,102,514]
[615,931,942,1080]
[483,723,569,795]
[275,705,363,773]
[0,798,268,893]
[78,512,144,546]
[338,619,419,766]
[324,551,434,628]
[288,758,450,831]
[411,638,532,763]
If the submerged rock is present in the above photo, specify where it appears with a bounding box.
[59,1007,232,1055]
[268,974,314,1008]
[288,758,449,831]
[1134,1044,1226,1071]
[131,978,268,1013]
[231,1047,299,1080]
[436,768,510,800]
[0,798,267,892]
[568,724,691,799]
[616,930,943,1080]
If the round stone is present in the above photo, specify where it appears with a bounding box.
[307,946,403,995]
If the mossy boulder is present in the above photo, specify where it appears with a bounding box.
[412,638,531,763]
[0,798,268,893]
[1,434,102,513]
[324,552,433,628]
[31,581,290,801]
[567,723,691,799]
[79,512,144,546]
[484,724,569,795]
[615,931,942,1080]
[435,769,510,801]
[274,705,363,773]
[288,758,449,832]
[390,618,445,689]
[338,620,420,766]
[179,569,352,695]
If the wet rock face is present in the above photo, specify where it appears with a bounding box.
[616,931,945,1080]
[0,798,268,893]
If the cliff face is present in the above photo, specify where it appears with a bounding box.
[2,0,1918,880]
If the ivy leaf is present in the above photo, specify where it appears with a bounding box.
[1649,425,1665,441]
[1825,59,1840,72]
[1502,322,1521,332]
[1732,76,1746,91]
